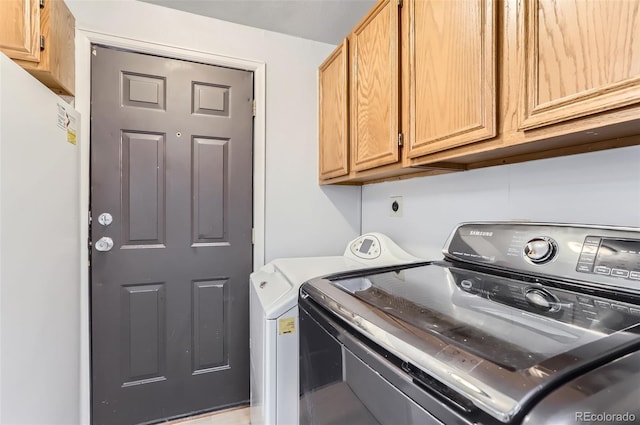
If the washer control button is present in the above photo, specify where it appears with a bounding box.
[577,296,593,305]
[612,269,630,278]
[585,237,602,245]
[460,280,473,291]
[594,266,611,275]
[611,304,630,313]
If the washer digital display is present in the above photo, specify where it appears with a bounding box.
[595,239,640,273]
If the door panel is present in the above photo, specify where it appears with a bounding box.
[192,279,228,372]
[91,46,253,425]
[122,131,166,246]
[192,137,228,244]
[121,283,166,385]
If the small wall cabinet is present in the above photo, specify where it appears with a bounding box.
[349,0,400,172]
[0,0,75,96]
[519,0,640,131]
[0,0,42,63]
[319,40,350,181]
[405,0,496,158]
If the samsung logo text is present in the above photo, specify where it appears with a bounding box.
[469,231,493,237]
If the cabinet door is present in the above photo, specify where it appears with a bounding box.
[15,0,76,95]
[520,0,640,130]
[350,0,400,172]
[319,40,349,181]
[406,0,496,158]
[0,0,40,63]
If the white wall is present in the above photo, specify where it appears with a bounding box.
[362,146,640,259]
[66,0,361,262]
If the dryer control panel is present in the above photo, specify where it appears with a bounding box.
[349,235,381,259]
[344,232,422,265]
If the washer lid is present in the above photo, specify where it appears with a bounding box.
[302,263,640,423]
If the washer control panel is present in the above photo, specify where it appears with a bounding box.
[350,235,381,259]
[444,222,640,291]
[576,236,640,283]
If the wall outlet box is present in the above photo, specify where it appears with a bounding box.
[390,196,403,217]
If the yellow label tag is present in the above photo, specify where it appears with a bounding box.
[278,317,295,335]
[67,129,77,145]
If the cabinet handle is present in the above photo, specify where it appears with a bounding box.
[40,35,45,51]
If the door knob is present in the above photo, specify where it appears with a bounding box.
[95,237,114,252]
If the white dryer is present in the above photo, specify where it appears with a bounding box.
[249,233,422,425]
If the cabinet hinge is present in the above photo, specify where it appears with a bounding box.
[397,0,403,8]
[251,228,255,244]
[252,99,256,117]
[397,133,404,147]
[40,35,45,51]
[39,0,44,8]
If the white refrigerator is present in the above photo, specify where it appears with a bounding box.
[0,53,81,424]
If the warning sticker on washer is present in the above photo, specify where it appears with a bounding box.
[278,317,296,335]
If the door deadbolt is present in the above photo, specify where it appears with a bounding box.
[98,212,113,226]
[95,237,114,252]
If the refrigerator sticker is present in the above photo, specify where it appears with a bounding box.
[278,317,296,335]
[57,103,77,145]
[56,103,67,129]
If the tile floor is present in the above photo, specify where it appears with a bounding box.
[166,406,250,425]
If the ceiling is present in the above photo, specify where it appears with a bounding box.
[139,0,376,45]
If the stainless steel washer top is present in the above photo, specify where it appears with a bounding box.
[300,222,640,424]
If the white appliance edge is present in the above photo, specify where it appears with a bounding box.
[0,54,81,424]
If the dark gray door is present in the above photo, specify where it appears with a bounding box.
[90,46,253,425]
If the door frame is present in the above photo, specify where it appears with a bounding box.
[75,29,266,424]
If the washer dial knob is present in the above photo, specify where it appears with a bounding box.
[524,237,557,264]
[525,288,560,312]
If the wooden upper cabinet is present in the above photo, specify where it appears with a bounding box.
[1,0,75,96]
[319,40,349,181]
[350,0,400,172]
[0,0,41,63]
[520,0,640,130]
[406,0,496,158]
